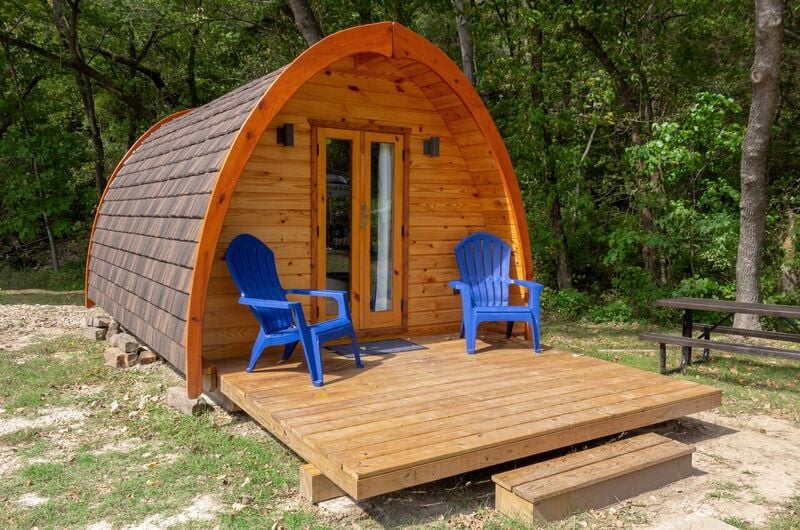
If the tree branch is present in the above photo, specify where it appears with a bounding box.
[572,20,639,113]
[88,45,166,89]
[0,74,41,140]
[0,31,142,112]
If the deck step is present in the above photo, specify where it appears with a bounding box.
[492,433,694,522]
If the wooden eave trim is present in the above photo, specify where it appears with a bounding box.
[84,108,193,308]
[184,21,534,399]
[184,22,394,398]
[391,24,534,282]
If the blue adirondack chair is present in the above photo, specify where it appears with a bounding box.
[225,234,363,386]
[449,232,544,354]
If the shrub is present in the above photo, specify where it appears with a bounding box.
[587,299,635,323]
[541,287,589,319]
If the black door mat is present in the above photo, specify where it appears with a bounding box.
[329,338,428,357]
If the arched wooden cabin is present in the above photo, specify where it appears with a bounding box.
[85,22,532,398]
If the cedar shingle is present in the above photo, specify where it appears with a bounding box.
[87,67,284,369]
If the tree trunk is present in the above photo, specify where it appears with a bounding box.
[2,44,59,271]
[778,209,797,293]
[53,0,107,199]
[529,22,572,289]
[734,0,784,330]
[454,0,475,84]
[187,24,200,107]
[287,0,324,46]
[574,20,664,283]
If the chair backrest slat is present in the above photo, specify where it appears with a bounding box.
[454,232,512,307]
[225,234,294,333]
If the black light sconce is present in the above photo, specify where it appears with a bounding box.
[423,136,440,157]
[277,123,294,146]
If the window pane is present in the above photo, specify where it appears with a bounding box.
[325,138,352,317]
[370,142,394,312]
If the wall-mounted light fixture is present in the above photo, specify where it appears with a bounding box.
[277,123,294,146]
[422,136,440,157]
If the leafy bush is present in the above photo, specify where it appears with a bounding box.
[587,299,635,323]
[541,287,589,319]
[672,277,735,299]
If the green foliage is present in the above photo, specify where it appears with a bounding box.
[0,0,797,324]
[586,299,635,323]
[541,287,589,319]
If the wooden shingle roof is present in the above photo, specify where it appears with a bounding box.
[87,68,284,370]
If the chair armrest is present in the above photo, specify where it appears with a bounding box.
[286,288,347,298]
[509,279,544,309]
[284,289,349,320]
[239,297,310,330]
[238,297,300,310]
[449,280,474,308]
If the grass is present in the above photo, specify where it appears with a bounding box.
[1,317,799,528]
[0,291,84,305]
[0,261,85,292]
[0,335,312,529]
[544,319,800,422]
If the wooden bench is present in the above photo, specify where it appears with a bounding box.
[640,332,800,374]
[492,433,694,522]
[691,323,800,343]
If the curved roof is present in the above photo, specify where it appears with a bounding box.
[86,69,284,366]
[86,22,531,397]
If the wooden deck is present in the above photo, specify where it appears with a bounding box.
[213,334,721,500]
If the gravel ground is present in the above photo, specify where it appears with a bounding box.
[0,303,87,352]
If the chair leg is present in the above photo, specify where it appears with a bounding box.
[246,331,270,372]
[531,316,541,354]
[282,341,299,361]
[505,321,514,338]
[349,329,364,369]
[459,321,465,338]
[307,334,324,387]
[465,320,478,354]
[296,326,323,387]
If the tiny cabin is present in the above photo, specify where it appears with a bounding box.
[85,22,533,398]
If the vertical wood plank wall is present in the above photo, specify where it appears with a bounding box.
[202,54,525,361]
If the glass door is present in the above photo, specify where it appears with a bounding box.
[314,128,404,330]
[357,132,404,329]
[315,128,360,323]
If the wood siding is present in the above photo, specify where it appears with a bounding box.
[202,54,524,360]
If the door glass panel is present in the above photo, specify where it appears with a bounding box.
[325,138,352,317]
[369,142,395,312]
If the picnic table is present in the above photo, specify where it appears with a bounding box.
[640,297,800,374]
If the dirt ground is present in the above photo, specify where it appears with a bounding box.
[1,303,798,529]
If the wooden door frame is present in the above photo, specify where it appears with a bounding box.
[311,122,410,336]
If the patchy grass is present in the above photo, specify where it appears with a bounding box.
[769,495,800,529]
[544,319,800,423]
[0,262,85,292]
[0,335,306,529]
[1,319,798,528]
[0,291,84,306]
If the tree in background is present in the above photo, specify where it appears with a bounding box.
[0,0,796,324]
[734,0,785,329]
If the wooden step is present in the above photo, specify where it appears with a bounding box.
[492,433,694,522]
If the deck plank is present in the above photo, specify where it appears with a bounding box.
[215,333,721,499]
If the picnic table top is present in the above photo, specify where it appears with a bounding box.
[656,297,800,319]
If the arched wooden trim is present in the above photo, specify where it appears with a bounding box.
[392,25,533,283]
[184,23,394,397]
[84,108,193,308]
[184,21,532,398]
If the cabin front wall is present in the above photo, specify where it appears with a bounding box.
[202,54,526,361]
